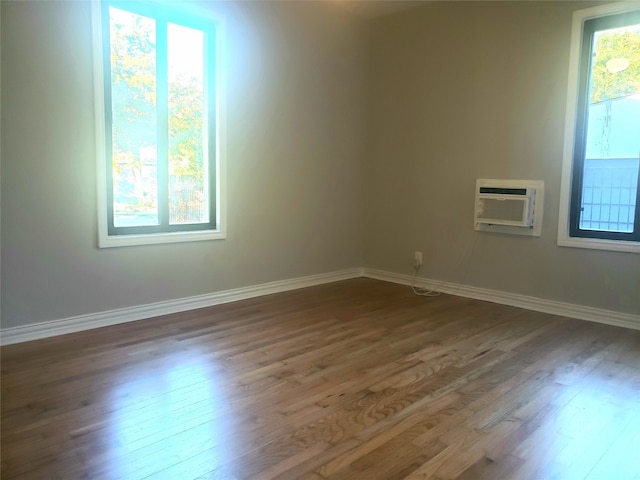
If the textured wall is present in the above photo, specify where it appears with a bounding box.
[363,1,640,315]
[1,0,366,328]
[2,1,638,331]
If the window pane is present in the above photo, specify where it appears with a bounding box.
[167,23,208,225]
[580,22,640,233]
[109,8,158,228]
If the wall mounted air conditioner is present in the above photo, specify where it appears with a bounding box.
[474,179,544,236]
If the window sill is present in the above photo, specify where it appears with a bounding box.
[557,234,640,254]
[98,229,226,248]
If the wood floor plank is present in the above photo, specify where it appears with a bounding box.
[2,278,639,480]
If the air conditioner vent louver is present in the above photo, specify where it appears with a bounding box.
[477,196,532,226]
[478,187,528,195]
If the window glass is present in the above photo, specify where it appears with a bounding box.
[167,23,208,225]
[579,22,640,234]
[109,8,159,228]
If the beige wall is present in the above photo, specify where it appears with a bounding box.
[0,0,366,328]
[364,1,640,315]
[2,1,638,330]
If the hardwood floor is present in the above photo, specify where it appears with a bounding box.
[2,278,639,480]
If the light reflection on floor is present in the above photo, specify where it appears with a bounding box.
[516,361,640,480]
[106,350,237,479]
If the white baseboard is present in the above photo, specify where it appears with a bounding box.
[0,268,364,346]
[363,268,640,331]
[2,266,638,346]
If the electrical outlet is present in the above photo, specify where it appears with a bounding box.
[414,251,423,269]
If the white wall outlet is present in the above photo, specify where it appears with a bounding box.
[414,251,423,268]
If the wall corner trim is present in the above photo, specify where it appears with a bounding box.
[0,268,365,346]
[363,268,640,331]
[2,266,638,346]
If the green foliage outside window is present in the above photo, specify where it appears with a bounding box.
[590,29,640,103]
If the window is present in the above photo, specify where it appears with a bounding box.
[93,1,225,247]
[559,3,640,253]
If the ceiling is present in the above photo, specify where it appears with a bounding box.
[331,0,430,19]
[332,0,572,19]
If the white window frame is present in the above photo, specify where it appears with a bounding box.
[558,2,640,254]
[91,0,227,248]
